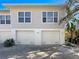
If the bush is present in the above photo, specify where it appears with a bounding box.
[76,29,79,37]
[3,38,15,47]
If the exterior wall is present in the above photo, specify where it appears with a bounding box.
[0,11,10,15]
[0,11,11,29]
[13,29,65,45]
[0,29,12,43]
[0,5,65,45]
[9,5,66,29]
[0,28,65,45]
[59,29,65,44]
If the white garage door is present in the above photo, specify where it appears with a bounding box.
[42,30,60,44]
[17,30,35,44]
[0,31,12,43]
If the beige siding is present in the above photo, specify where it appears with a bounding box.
[0,11,10,15]
[0,5,66,29]
[0,5,65,44]
[10,5,66,29]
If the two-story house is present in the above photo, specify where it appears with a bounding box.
[0,4,66,45]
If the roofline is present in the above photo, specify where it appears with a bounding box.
[0,9,10,11]
[2,3,66,6]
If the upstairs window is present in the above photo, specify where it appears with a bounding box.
[0,15,10,24]
[6,15,10,24]
[25,12,31,22]
[47,12,53,22]
[42,12,58,23]
[43,12,46,22]
[54,12,58,22]
[18,12,31,23]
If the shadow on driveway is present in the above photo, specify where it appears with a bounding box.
[0,44,79,59]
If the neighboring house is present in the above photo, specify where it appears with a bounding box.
[0,4,66,45]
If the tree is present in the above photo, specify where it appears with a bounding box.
[61,0,79,43]
[59,0,79,24]
[66,21,76,43]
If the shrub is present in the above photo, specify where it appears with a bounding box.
[76,29,79,36]
[3,38,15,47]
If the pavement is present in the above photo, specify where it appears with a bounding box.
[0,44,79,59]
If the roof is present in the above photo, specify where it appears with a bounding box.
[0,8,10,12]
[2,3,66,7]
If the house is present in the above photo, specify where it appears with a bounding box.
[0,4,66,45]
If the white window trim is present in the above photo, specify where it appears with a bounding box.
[17,11,32,24]
[5,15,6,24]
[41,11,59,24]
[0,14,11,24]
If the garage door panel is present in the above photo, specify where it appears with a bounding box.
[17,30,60,45]
[17,30,35,44]
[42,30,60,44]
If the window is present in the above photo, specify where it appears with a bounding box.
[54,12,58,22]
[42,12,58,23]
[43,12,46,22]
[25,12,31,22]
[6,15,10,24]
[18,12,24,22]
[0,15,10,24]
[0,15,5,24]
[18,12,31,23]
[47,12,53,22]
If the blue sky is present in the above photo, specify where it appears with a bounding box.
[0,0,66,8]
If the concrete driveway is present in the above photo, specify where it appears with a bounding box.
[0,44,79,59]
